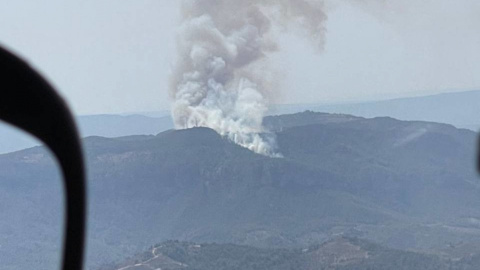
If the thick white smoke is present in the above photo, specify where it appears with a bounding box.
[170,0,326,156]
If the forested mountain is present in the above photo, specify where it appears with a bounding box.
[1,111,479,269]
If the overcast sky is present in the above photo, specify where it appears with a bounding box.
[0,0,479,115]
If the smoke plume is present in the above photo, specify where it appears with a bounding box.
[170,0,326,156]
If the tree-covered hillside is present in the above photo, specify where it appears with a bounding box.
[1,112,479,269]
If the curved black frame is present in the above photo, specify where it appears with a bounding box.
[0,46,86,270]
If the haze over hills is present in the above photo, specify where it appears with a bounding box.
[78,114,172,138]
[0,114,173,154]
[270,89,480,131]
[0,111,479,269]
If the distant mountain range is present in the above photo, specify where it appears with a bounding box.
[1,111,479,269]
[270,89,480,131]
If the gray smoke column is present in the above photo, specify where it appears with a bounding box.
[170,0,326,156]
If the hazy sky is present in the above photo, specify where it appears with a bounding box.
[0,0,479,115]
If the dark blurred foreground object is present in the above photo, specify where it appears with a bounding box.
[0,46,86,270]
